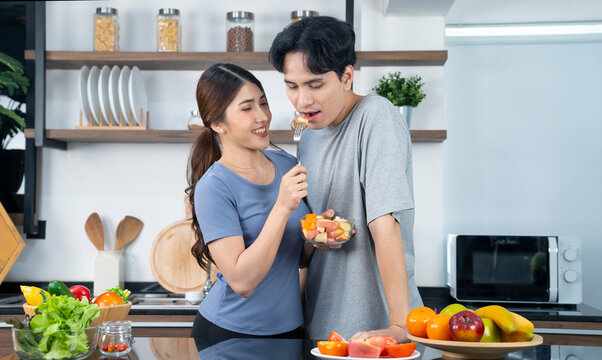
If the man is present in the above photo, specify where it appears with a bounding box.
[269,16,423,341]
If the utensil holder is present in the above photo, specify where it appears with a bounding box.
[77,108,149,130]
[94,250,125,297]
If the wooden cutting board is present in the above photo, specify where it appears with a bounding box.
[150,219,217,294]
[0,202,25,285]
[150,338,199,360]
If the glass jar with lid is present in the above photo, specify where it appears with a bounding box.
[157,8,181,52]
[94,7,119,52]
[291,10,319,23]
[226,11,254,52]
[188,110,204,130]
[98,321,133,357]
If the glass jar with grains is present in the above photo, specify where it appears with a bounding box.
[157,8,181,52]
[94,7,119,52]
[226,11,254,52]
[290,10,319,23]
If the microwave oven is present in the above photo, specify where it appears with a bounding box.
[447,234,582,304]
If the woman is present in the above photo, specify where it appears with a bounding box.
[186,63,310,340]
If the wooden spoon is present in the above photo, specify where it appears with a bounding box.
[84,213,104,251]
[114,218,124,251]
[116,215,143,250]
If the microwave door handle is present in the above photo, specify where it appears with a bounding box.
[549,236,559,303]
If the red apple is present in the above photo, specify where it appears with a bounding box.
[348,339,381,358]
[449,310,485,342]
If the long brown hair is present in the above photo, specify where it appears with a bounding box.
[186,63,267,272]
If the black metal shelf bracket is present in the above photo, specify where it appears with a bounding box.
[24,2,65,239]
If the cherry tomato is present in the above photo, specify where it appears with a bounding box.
[117,344,128,352]
[328,331,346,342]
[107,344,116,352]
[384,342,416,358]
[317,341,348,357]
[101,345,109,351]
[93,292,124,307]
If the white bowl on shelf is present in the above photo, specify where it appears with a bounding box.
[185,291,204,305]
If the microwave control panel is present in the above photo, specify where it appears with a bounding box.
[557,236,582,304]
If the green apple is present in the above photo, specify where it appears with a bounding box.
[439,303,467,316]
[480,318,501,342]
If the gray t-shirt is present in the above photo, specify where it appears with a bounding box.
[300,94,423,340]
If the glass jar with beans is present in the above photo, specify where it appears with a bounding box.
[226,11,254,52]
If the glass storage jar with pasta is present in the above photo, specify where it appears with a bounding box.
[226,11,254,52]
[290,10,319,23]
[94,7,119,52]
[157,8,181,52]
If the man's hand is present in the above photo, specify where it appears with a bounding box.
[349,324,409,343]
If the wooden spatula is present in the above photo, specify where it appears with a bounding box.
[114,218,124,251]
[115,215,143,250]
[84,213,104,251]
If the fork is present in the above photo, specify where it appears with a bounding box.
[293,123,304,165]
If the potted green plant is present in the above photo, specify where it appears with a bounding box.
[373,72,426,127]
[0,52,29,212]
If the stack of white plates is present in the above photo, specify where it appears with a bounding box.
[78,65,148,126]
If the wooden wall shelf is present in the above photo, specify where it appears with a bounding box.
[24,50,447,70]
[24,129,447,144]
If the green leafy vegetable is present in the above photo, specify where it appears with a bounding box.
[9,295,99,359]
[105,285,131,303]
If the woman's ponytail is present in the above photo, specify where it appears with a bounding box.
[186,127,221,272]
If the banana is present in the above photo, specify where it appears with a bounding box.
[500,312,534,342]
[475,305,518,335]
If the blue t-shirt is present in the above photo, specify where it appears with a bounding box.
[194,150,308,335]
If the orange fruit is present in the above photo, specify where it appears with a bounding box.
[426,313,453,340]
[406,306,436,338]
[93,292,124,307]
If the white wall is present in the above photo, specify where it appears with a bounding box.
[8,0,448,288]
[446,0,602,24]
[443,37,602,308]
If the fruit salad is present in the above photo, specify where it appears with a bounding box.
[301,214,353,245]
[315,331,417,358]
[294,113,308,126]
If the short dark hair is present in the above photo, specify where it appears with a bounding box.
[269,16,356,79]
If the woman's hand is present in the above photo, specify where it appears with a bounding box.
[349,324,409,343]
[276,165,308,213]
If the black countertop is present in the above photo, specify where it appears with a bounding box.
[4,336,601,360]
[2,282,602,323]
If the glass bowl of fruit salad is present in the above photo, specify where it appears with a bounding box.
[300,214,354,247]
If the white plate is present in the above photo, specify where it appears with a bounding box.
[86,66,101,125]
[128,66,148,125]
[118,66,132,125]
[108,65,122,124]
[310,348,420,360]
[98,65,112,125]
[78,66,92,125]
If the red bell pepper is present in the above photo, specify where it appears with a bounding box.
[69,285,91,301]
